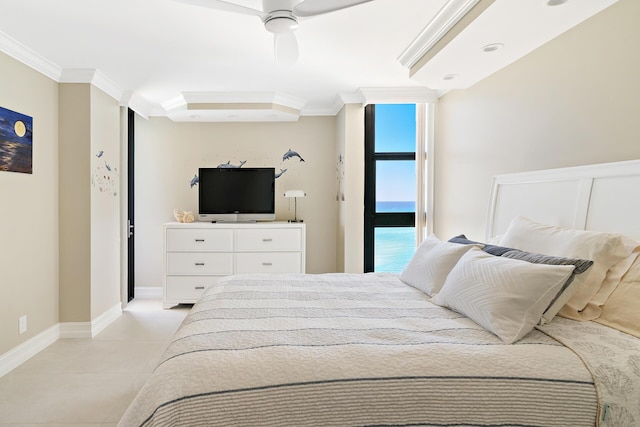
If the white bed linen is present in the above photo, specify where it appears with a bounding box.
[116,273,622,427]
[537,317,640,426]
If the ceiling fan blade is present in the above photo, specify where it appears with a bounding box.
[274,32,298,66]
[293,0,374,17]
[174,0,268,19]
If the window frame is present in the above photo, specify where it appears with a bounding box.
[363,104,416,272]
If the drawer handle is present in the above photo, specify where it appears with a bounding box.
[195,239,205,242]
[195,286,205,290]
[195,262,205,266]
[262,262,273,266]
[262,238,273,242]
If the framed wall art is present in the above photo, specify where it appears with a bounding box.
[0,106,33,174]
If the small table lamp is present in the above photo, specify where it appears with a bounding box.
[284,190,306,222]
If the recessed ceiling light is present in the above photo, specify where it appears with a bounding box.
[482,43,503,53]
[443,74,459,81]
[547,0,568,6]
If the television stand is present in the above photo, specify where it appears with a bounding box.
[163,221,306,309]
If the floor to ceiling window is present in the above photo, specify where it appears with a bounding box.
[364,103,423,273]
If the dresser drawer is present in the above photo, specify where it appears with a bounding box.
[167,252,233,275]
[165,276,220,301]
[166,228,234,252]
[235,252,302,274]
[235,228,302,252]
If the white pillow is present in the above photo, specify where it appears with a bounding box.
[499,250,593,324]
[431,247,574,344]
[399,234,480,296]
[499,216,637,320]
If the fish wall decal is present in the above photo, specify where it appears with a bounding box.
[190,175,199,188]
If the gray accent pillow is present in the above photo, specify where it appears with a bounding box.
[448,234,515,256]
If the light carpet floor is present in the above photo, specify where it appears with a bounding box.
[0,299,191,426]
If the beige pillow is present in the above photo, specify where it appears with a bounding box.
[595,255,640,338]
[499,216,637,320]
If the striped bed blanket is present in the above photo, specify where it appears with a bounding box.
[118,273,639,427]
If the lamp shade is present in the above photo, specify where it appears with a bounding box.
[284,190,306,198]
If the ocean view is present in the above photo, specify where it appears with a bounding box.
[374,201,416,273]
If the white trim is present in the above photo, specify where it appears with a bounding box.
[0,324,60,378]
[425,103,436,236]
[59,68,123,102]
[59,321,92,339]
[415,103,428,245]
[122,91,152,119]
[60,303,122,339]
[135,286,163,299]
[58,68,97,83]
[91,70,123,102]
[0,304,122,377]
[182,91,306,110]
[397,0,481,68]
[0,30,62,80]
[337,92,365,107]
[91,303,122,337]
[357,87,439,105]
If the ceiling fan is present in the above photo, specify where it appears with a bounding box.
[174,0,375,65]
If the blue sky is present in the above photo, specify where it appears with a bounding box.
[375,104,416,202]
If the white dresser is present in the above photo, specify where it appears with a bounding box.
[163,222,306,308]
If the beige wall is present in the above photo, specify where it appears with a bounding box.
[59,84,92,322]
[134,116,339,288]
[433,0,640,241]
[0,52,59,354]
[59,83,121,322]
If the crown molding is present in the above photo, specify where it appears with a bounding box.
[0,30,62,80]
[300,95,347,116]
[162,91,306,122]
[182,91,306,110]
[121,91,152,119]
[339,91,366,105]
[161,95,187,113]
[357,87,439,105]
[397,0,481,68]
[59,68,123,102]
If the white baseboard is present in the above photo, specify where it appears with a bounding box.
[0,324,60,378]
[91,303,122,337]
[135,286,162,299]
[60,303,122,338]
[0,303,124,378]
[59,321,92,339]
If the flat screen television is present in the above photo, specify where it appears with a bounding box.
[198,167,275,222]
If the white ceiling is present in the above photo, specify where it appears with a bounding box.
[0,0,618,121]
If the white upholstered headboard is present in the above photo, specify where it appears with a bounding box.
[486,160,640,241]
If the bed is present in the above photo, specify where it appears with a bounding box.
[119,160,640,427]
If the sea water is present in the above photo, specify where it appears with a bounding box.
[374,201,416,273]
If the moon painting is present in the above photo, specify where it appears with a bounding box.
[0,106,33,174]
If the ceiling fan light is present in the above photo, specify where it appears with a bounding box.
[265,16,298,33]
